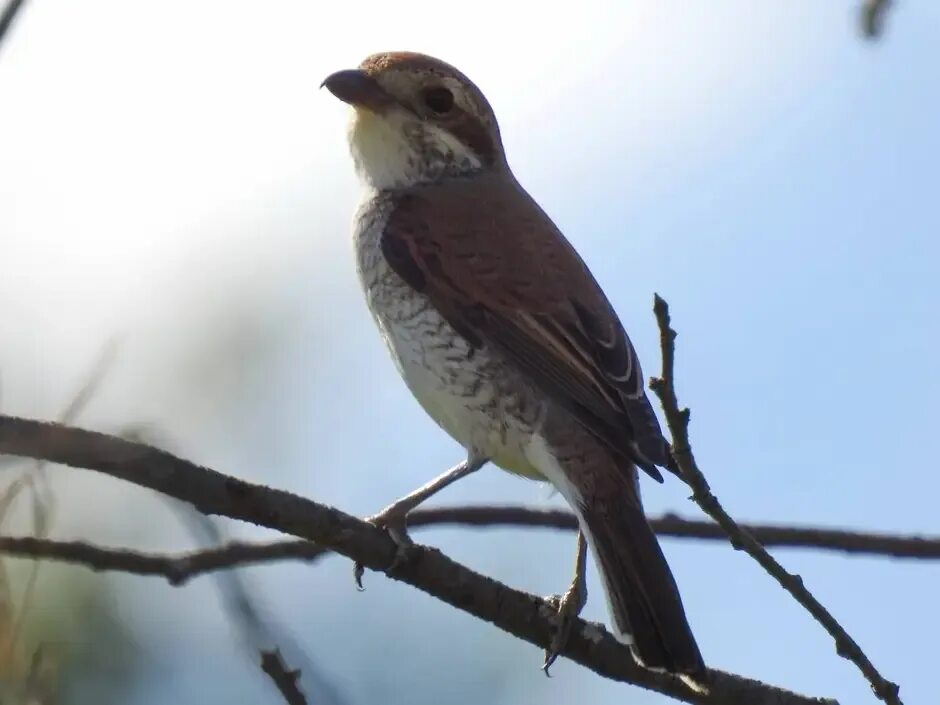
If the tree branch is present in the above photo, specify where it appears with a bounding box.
[0,508,936,589]
[649,294,901,705]
[169,507,349,705]
[410,507,940,559]
[261,649,308,705]
[861,0,893,39]
[0,0,27,53]
[0,414,833,705]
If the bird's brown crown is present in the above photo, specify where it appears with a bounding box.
[359,51,467,80]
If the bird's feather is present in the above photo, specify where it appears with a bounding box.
[380,171,677,482]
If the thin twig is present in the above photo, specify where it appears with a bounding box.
[861,0,893,39]
[0,508,937,587]
[129,424,347,704]
[260,649,308,705]
[6,341,117,661]
[0,414,835,705]
[648,294,901,705]
[171,505,349,705]
[410,507,940,559]
[0,0,27,53]
[0,535,277,584]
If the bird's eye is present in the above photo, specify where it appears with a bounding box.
[422,86,454,115]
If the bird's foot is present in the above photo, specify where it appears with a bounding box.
[353,508,417,589]
[542,574,588,675]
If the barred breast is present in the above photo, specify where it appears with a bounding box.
[353,191,544,479]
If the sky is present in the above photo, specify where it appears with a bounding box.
[1,1,939,704]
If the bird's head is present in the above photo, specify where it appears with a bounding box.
[323,52,506,190]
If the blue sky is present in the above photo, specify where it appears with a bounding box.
[1,2,938,704]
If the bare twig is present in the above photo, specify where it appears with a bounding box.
[0,343,116,670]
[0,414,834,705]
[411,507,940,559]
[0,0,27,53]
[8,340,117,660]
[261,649,308,705]
[861,0,893,38]
[649,294,901,705]
[172,507,349,705]
[0,508,937,588]
[126,423,348,704]
[0,535,326,584]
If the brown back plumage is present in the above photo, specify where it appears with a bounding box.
[381,170,677,482]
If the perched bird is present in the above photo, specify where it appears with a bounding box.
[323,51,704,678]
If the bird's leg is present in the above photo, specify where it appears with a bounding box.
[366,454,487,542]
[354,454,487,587]
[543,530,588,674]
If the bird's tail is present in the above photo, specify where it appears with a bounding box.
[578,484,705,677]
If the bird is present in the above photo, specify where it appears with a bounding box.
[323,51,705,679]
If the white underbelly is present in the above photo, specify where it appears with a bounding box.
[380,306,497,444]
[354,191,543,477]
[376,292,542,477]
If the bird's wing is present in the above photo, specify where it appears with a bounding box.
[381,173,676,481]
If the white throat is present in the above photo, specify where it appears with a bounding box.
[347,109,482,191]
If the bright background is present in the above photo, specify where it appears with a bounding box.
[1,1,938,703]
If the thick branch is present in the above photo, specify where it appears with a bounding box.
[649,294,901,705]
[0,414,832,705]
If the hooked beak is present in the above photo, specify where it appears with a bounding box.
[321,69,392,112]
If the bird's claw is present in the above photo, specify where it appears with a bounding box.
[542,578,587,675]
[353,509,416,589]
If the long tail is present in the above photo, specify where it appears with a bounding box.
[578,483,705,676]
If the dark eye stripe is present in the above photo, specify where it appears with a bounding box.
[448,113,497,166]
[419,85,497,167]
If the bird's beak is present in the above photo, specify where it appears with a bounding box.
[321,69,392,112]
